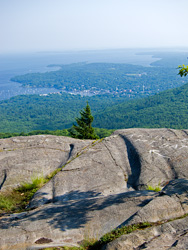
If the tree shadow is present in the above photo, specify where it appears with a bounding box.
[163,178,188,196]
[53,190,103,203]
[2,179,187,235]
[0,189,157,231]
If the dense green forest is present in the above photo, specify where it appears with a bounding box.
[0,81,188,134]
[0,92,125,133]
[94,82,188,129]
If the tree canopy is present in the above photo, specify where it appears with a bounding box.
[178,64,188,77]
[70,102,99,139]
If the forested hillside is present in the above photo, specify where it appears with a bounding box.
[0,93,125,133]
[94,82,188,129]
[0,82,188,133]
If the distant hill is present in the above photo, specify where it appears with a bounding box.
[0,92,125,133]
[94,82,188,129]
[1,82,188,133]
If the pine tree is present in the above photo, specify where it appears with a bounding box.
[70,102,99,139]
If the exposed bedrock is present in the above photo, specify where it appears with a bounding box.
[0,128,188,250]
[29,128,188,208]
[0,135,92,191]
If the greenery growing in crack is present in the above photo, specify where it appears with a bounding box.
[37,223,158,250]
[0,138,104,215]
[39,214,188,250]
[0,169,63,214]
[146,184,162,192]
[0,175,46,214]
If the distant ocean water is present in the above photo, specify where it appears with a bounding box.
[0,49,160,100]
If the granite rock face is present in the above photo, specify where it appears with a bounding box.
[102,215,188,250]
[30,128,188,208]
[0,128,188,250]
[113,128,188,188]
[0,135,92,191]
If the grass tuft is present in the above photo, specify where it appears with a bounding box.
[0,194,16,211]
[146,185,162,192]
[0,175,47,214]
[99,222,152,245]
[17,176,45,192]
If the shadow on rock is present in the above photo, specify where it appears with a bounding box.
[0,190,157,232]
[163,179,188,196]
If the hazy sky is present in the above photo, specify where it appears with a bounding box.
[1,0,188,53]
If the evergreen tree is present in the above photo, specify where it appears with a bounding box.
[70,102,99,139]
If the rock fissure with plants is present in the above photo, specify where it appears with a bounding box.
[0,137,104,214]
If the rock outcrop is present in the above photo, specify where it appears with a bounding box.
[102,214,188,250]
[0,128,188,250]
[0,135,92,191]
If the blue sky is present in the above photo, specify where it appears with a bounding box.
[1,0,188,53]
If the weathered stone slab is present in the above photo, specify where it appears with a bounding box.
[114,128,188,188]
[30,129,188,208]
[102,216,188,250]
[0,191,157,250]
[0,135,92,190]
[122,179,188,226]
[29,136,131,208]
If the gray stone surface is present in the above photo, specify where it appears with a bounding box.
[114,128,188,188]
[102,216,188,250]
[30,128,188,208]
[121,179,188,226]
[0,135,92,190]
[0,191,157,250]
[0,129,188,250]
